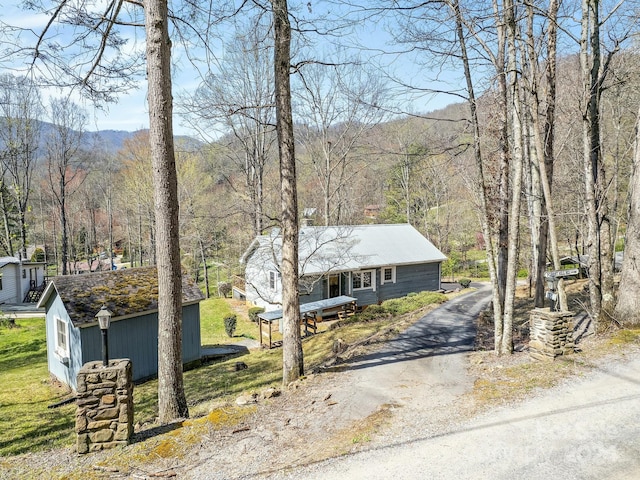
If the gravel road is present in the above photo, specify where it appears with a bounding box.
[264,353,640,480]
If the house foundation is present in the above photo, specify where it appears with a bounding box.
[76,359,134,454]
[529,308,574,361]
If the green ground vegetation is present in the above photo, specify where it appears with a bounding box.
[199,297,255,345]
[0,291,448,458]
[0,318,76,456]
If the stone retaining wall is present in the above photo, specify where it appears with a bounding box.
[529,308,574,361]
[76,359,134,454]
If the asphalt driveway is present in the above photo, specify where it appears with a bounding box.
[261,283,640,480]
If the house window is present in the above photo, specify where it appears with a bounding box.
[268,270,277,291]
[381,266,396,285]
[352,270,375,291]
[55,316,69,360]
[22,269,26,279]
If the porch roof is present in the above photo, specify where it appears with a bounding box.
[258,295,357,323]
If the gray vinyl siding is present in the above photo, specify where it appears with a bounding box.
[299,278,325,303]
[299,263,442,308]
[377,263,441,302]
[301,272,350,304]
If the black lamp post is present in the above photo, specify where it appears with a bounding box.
[95,305,112,367]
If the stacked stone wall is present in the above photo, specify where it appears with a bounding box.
[529,308,574,361]
[76,359,134,454]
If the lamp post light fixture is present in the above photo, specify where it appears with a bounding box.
[95,305,113,367]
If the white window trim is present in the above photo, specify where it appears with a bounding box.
[352,269,376,292]
[268,270,278,291]
[54,316,70,362]
[380,266,396,285]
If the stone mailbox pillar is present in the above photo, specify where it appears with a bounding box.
[76,359,134,454]
[529,308,574,361]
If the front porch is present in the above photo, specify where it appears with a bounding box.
[257,295,357,349]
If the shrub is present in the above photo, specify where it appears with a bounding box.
[248,307,265,323]
[224,314,237,337]
[364,305,386,315]
[30,248,45,263]
[218,282,232,298]
[382,299,402,314]
[459,278,472,288]
[353,304,389,322]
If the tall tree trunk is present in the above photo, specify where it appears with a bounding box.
[614,105,640,325]
[495,1,509,315]
[452,0,504,352]
[500,0,523,355]
[61,181,68,275]
[581,0,617,326]
[144,0,189,422]
[272,0,303,385]
[526,0,566,311]
[199,236,210,298]
[0,182,14,256]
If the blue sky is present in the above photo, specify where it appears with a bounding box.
[0,2,467,137]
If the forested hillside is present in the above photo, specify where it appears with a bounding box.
[2,0,640,357]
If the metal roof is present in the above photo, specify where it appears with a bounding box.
[242,224,447,276]
[258,295,357,322]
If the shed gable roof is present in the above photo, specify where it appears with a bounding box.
[40,266,205,327]
[0,256,20,268]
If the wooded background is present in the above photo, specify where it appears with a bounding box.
[2,0,640,351]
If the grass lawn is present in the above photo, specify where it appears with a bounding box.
[0,292,449,458]
[199,297,256,346]
[0,318,76,456]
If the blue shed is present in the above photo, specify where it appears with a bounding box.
[37,266,205,390]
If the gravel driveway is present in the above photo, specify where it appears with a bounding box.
[257,284,640,480]
[264,353,640,480]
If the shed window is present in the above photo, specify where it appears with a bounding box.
[55,317,69,359]
[352,270,375,291]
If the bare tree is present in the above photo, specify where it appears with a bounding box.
[45,98,88,276]
[0,74,43,260]
[614,104,640,325]
[185,20,277,237]
[4,0,190,422]
[579,0,632,327]
[296,58,388,226]
[144,0,189,421]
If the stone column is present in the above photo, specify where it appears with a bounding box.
[529,308,575,361]
[76,359,134,454]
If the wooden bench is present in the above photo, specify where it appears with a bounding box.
[337,302,356,320]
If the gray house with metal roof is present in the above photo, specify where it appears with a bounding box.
[240,224,447,312]
[37,267,204,390]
